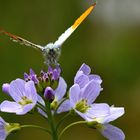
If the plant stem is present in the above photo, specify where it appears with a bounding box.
[21,125,51,135]
[58,121,87,140]
[56,112,70,130]
[46,102,58,140]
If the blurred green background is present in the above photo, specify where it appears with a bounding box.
[0,0,140,139]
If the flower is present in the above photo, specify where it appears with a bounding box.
[0,117,20,140]
[74,63,102,87]
[57,63,102,113]
[23,67,66,117]
[57,63,125,140]
[0,117,8,140]
[51,77,67,109]
[24,69,39,84]
[24,66,61,93]
[0,79,38,115]
[47,65,61,81]
[37,77,67,117]
[87,105,125,140]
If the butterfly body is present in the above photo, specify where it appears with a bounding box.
[0,3,96,67]
[43,43,61,66]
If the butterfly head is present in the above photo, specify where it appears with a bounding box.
[43,43,61,67]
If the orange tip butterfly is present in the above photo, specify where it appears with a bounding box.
[0,3,96,66]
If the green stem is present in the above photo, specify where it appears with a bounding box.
[21,125,51,135]
[58,121,87,140]
[46,102,58,140]
[56,112,70,130]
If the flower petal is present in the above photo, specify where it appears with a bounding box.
[0,117,6,125]
[37,95,47,118]
[0,130,7,140]
[55,77,67,101]
[82,80,102,104]
[0,101,22,114]
[69,84,81,107]
[37,95,45,106]
[79,63,91,75]
[29,68,35,76]
[75,110,89,120]
[19,103,35,115]
[57,100,71,113]
[100,124,125,140]
[88,74,102,84]
[86,103,110,120]
[0,101,35,115]
[76,103,110,122]
[9,79,26,102]
[103,107,125,123]
[37,108,48,118]
[25,81,37,103]
[74,71,89,88]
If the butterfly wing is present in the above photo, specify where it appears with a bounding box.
[54,3,96,47]
[0,29,44,51]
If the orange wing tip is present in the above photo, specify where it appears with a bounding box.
[0,30,18,40]
[72,2,96,30]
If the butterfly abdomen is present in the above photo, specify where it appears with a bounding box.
[43,44,61,66]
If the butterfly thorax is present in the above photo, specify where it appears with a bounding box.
[42,43,61,66]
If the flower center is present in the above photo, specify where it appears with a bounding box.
[19,96,33,106]
[75,99,90,113]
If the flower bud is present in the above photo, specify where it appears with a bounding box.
[24,73,29,81]
[44,87,54,102]
[29,68,35,75]
[2,83,10,95]
[31,75,39,84]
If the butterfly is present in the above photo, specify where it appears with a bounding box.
[0,3,96,67]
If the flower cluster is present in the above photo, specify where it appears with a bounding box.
[0,63,125,140]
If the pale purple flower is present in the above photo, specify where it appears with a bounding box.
[57,63,102,113]
[0,117,8,140]
[57,63,125,140]
[57,81,102,113]
[74,63,102,88]
[53,77,67,103]
[0,79,38,115]
[0,117,20,140]
[86,105,125,140]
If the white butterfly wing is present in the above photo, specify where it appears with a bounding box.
[54,3,96,47]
